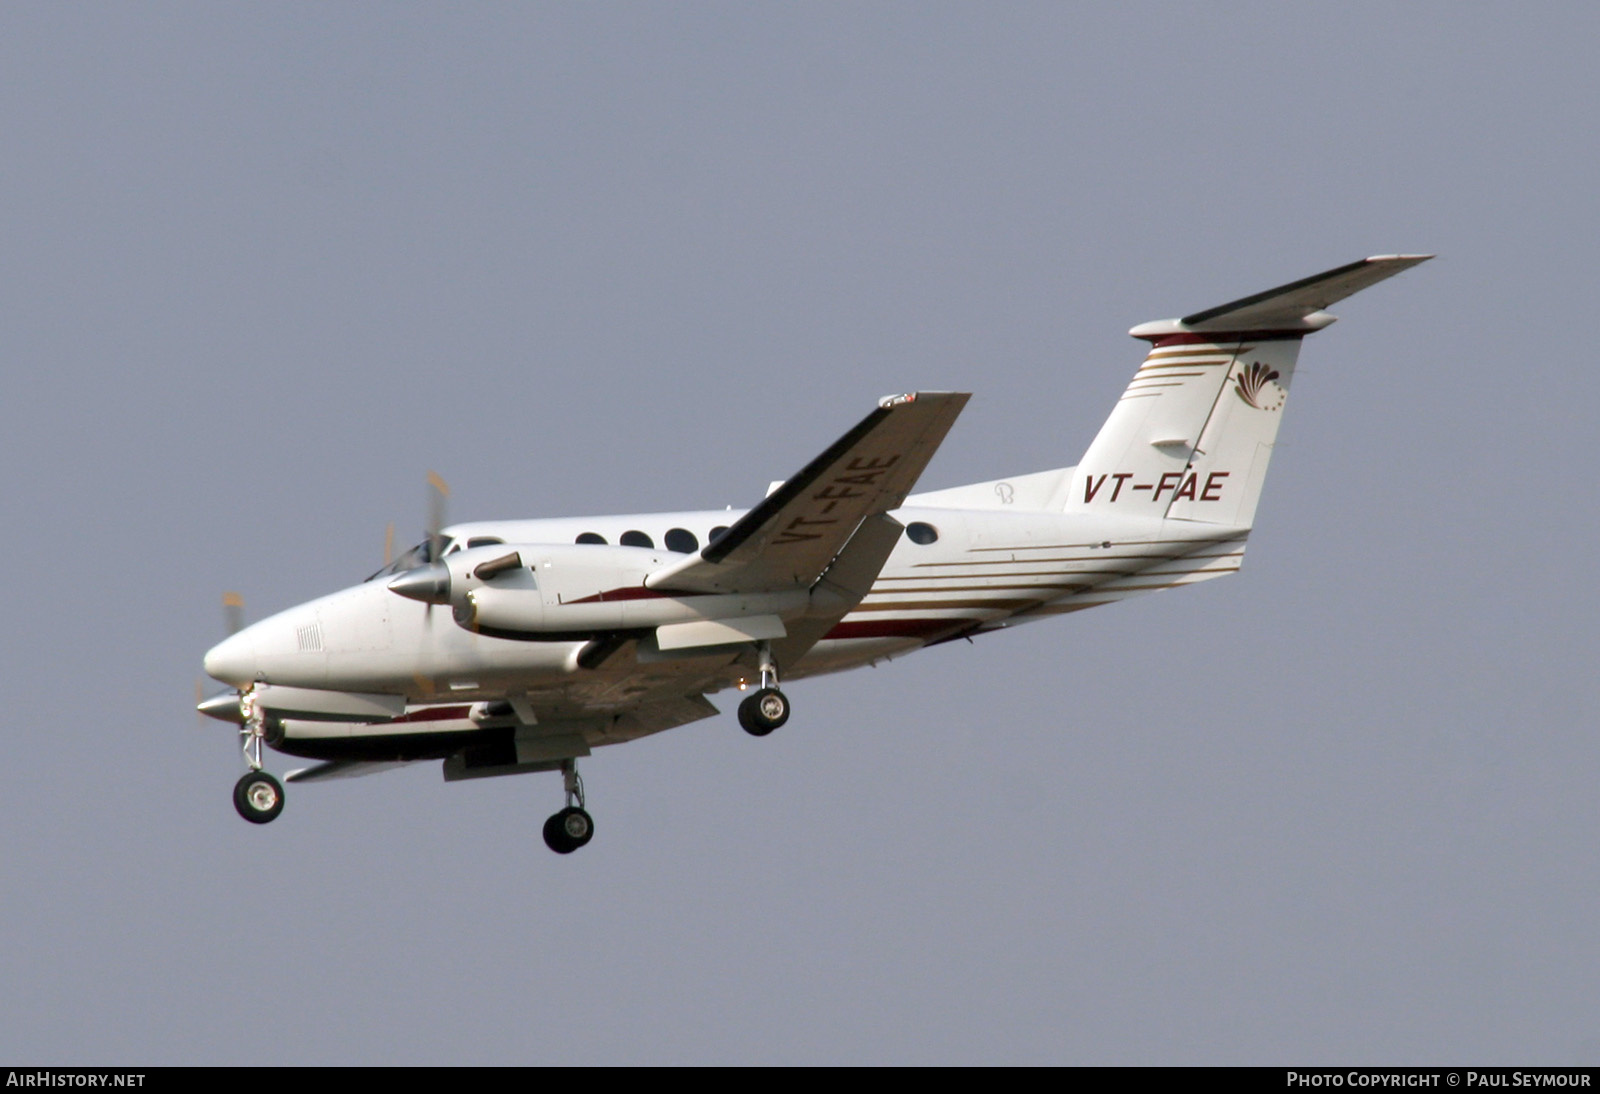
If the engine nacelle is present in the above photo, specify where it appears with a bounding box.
[390,541,811,642]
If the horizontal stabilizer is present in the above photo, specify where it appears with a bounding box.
[1131,254,1433,337]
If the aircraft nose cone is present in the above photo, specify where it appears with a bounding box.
[203,630,257,686]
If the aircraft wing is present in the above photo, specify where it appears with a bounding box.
[646,391,969,595]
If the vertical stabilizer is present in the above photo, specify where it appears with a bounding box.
[1064,255,1431,528]
[1067,334,1304,526]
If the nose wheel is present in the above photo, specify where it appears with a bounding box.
[543,758,595,854]
[233,770,284,824]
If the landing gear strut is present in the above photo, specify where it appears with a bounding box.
[738,641,790,736]
[233,686,285,824]
[543,758,594,854]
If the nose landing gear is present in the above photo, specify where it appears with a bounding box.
[543,758,595,854]
[232,686,285,824]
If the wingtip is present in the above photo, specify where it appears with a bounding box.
[877,390,973,409]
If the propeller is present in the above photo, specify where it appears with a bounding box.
[426,470,449,562]
[380,473,449,568]
[387,472,455,604]
[417,473,451,701]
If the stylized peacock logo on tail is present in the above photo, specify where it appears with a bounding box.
[1234,360,1286,411]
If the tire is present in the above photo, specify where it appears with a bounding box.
[543,812,574,853]
[544,807,594,853]
[738,687,789,736]
[233,771,284,824]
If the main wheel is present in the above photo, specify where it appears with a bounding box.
[233,771,284,824]
[543,806,594,854]
[738,687,790,736]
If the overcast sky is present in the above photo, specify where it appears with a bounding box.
[2,2,1596,1064]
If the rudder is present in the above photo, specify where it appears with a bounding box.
[1068,333,1303,526]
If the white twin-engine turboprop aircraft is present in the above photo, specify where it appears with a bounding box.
[200,255,1429,852]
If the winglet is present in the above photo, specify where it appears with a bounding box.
[1130,254,1433,340]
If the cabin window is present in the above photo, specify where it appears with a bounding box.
[619,530,654,549]
[575,532,607,545]
[664,528,699,553]
[905,521,939,545]
[467,537,505,549]
[709,525,729,543]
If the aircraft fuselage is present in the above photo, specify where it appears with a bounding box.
[205,503,1245,704]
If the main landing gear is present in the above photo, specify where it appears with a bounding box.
[737,642,790,737]
[738,688,789,736]
[233,687,284,824]
[543,758,594,854]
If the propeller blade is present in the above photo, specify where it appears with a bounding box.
[426,471,450,561]
[383,521,395,567]
[222,592,245,637]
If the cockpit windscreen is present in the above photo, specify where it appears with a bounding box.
[365,539,449,582]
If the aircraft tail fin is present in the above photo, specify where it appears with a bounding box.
[1065,255,1430,527]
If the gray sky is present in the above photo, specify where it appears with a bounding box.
[2,2,1596,1064]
